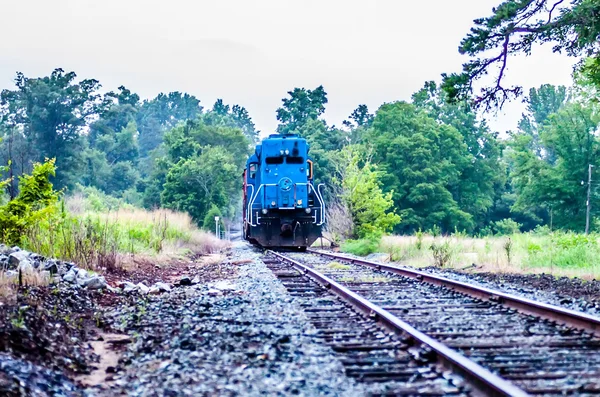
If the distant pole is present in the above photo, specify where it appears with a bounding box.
[215,216,220,239]
[586,164,593,235]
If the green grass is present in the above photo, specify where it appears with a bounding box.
[341,238,380,256]
[20,201,228,271]
[343,231,600,279]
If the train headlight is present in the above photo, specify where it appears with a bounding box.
[271,201,276,207]
[262,209,268,215]
[285,149,290,155]
[296,199,303,206]
[305,208,311,214]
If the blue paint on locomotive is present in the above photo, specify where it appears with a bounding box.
[243,133,324,247]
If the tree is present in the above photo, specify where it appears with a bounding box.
[157,116,250,223]
[0,158,59,245]
[412,82,504,231]
[343,104,374,130]
[161,147,240,223]
[336,145,400,238]
[204,100,259,142]
[276,86,328,134]
[368,101,474,233]
[136,92,202,157]
[0,69,101,190]
[517,84,568,161]
[442,0,600,108]
[508,99,600,231]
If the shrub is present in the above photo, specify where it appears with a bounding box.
[0,159,59,246]
[430,240,453,267]
[202,205,224,234]
[493,219,522,235]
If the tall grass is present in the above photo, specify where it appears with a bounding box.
[20,200,228,271]
[377,232,600,279]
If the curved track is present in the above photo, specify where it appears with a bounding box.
[268,249,600,396]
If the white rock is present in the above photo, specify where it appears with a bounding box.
[83,276,107,290]
[77,269,88,279]
[207,288,222,296]
[17,259,33,273]
[8,251,30,268]
[153,282,171,292]
[212,280,236,291]
[62,269,77,283]
[137,283,150,294]
[148,285,162,295]
[121,281,138,293]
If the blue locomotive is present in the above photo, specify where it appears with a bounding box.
[243,134,325,248]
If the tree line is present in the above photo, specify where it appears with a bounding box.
[0,68,257,228]
[1,63,600,237]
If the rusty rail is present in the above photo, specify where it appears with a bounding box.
[308,249,600,337]
[268,250,528,397]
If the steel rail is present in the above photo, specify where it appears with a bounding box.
[267,250,528,397]
[308,249,600,337]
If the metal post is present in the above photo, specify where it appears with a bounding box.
[215,216,220,238]
[586,164,593,235]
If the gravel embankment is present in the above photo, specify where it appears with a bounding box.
[96,243,365,396]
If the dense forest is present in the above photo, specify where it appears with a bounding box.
[0,66,599,237]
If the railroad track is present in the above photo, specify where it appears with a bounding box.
[265,249,600,396]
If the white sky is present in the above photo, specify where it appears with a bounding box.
[0,0,576,136]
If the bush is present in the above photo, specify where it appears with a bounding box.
[341,237,380,256]
[202,205,224,234]
[430,240,453,267]
[493,219,522,235]
[0,159,59,245]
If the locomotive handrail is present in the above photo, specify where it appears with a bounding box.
[317,183,326,225]
[248,184,277,226]
[308,182,325,226]
[245,184,255,226]
[247,184,263,227]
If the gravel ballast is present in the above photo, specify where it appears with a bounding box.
[97,243,365,396]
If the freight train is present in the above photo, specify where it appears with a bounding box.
[242,134,325,249]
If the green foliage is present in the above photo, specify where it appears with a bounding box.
[338,145,400,238]
[442,0,600,108]
[430,240,453,267]
[1,69,100,190]
[524,232,600,270]
[202,205,224,233]
[0,159,59,245]
[493,219,522,236]
[368,100,477,233]
[341,237,380,256]
[509,99,600,232]
[160,117,249,224]
[276,86,328,134]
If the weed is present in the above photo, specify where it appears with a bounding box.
[416,229,424,251]
[430,240,453,267]
[504,238,513,265]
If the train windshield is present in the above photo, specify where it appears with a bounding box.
[286,156,304,164]
[249,163,257,179]
[265,157,283,165]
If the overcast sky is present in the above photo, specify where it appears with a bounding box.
[0,0,576,136]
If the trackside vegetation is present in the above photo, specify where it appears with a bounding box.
[0,160,226,271]
[374,231,600,279]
